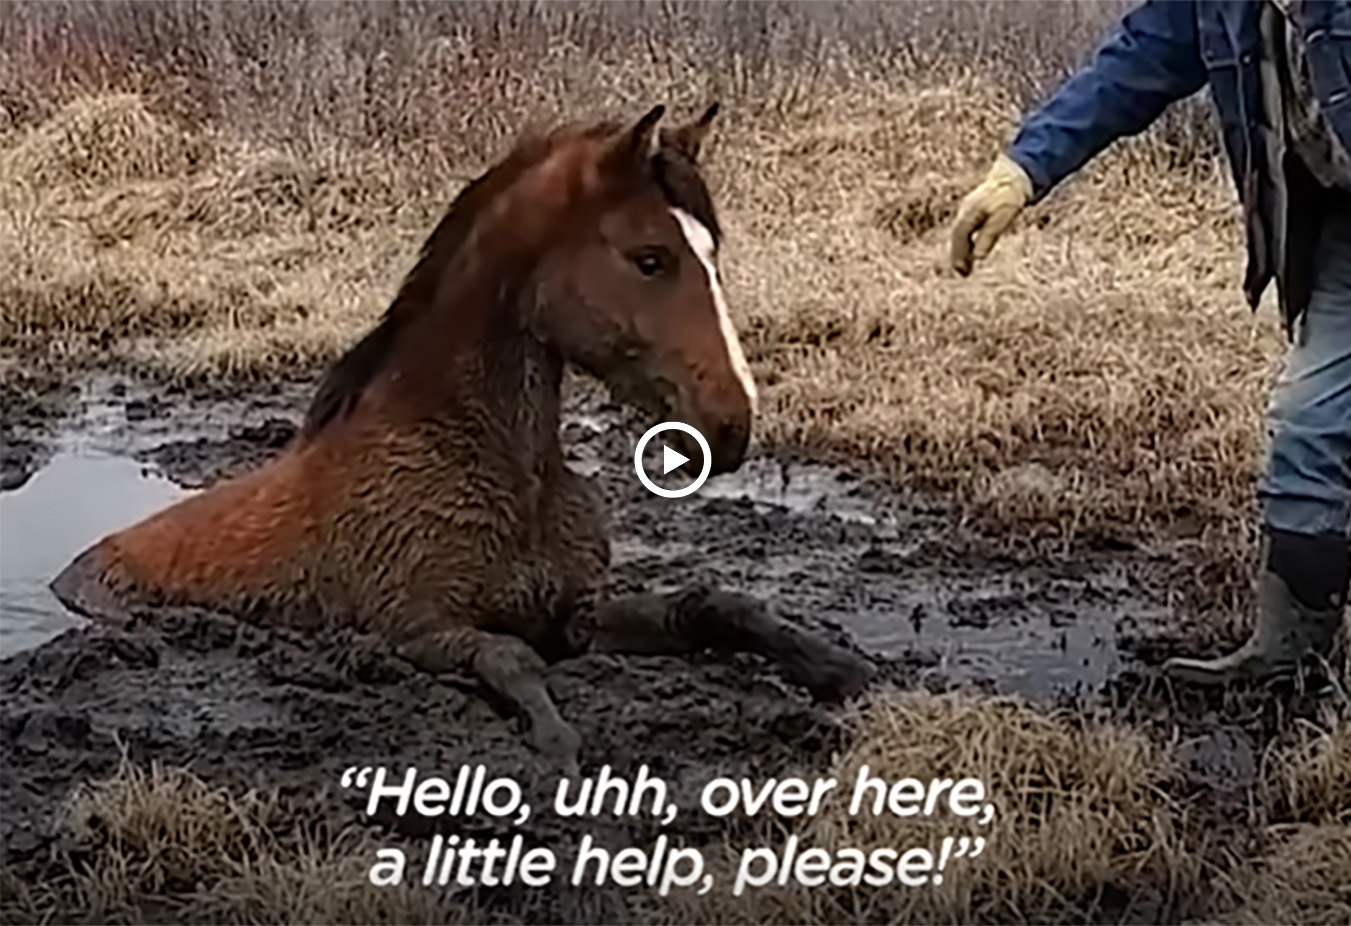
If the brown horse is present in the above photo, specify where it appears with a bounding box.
[50,104,875,767]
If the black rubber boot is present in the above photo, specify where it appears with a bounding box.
[1163,529,1349,685]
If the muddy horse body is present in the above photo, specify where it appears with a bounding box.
[52,106,873,765]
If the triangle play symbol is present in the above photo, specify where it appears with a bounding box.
[661,444,690,475]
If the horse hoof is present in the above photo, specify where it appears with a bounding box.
[528,717,582,769]
[790,646,876,703]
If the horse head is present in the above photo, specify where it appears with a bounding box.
[527,103,755,475]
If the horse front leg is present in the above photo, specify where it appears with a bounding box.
[587,585,876,703]
[395,626,580,773]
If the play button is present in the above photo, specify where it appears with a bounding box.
[662,445,690,475]
[634,421,712,499]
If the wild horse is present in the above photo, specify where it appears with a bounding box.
[51,105,875,767]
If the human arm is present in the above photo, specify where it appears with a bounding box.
[952,0,1209,274]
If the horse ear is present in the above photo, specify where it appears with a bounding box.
[662,102,720,161]
[604,104,666,177]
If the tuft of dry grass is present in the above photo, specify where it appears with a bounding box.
[1217,712,1351,925]
[1227,825,1351,926]
[0,92,210,190]
[1265,713,1351,828]
[683,686,1206,924]
[2,757,479,925]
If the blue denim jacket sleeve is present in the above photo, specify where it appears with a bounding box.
[1006,0,1207,201]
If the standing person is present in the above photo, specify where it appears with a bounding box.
[950,0,1349,685]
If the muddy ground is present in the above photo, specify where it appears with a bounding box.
[0,363,76,492]
[0,370,1330,923]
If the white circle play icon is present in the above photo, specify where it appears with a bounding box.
[633,421,712,499]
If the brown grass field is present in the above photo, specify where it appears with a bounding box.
[0,1,1347,923]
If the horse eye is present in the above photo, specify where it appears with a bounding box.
[632,249,669,278]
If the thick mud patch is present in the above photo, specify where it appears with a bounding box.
[0,366,77,491]
[1,607,848,923]
[607,456,1166,702]
[2,373,1175,698]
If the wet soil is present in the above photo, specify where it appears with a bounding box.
[0,364,77,491]
[2,606,854,923]
[0,370,1332,923]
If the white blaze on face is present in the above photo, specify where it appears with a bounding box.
[669,208,758,411]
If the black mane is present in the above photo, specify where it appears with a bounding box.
[300,141,546,438]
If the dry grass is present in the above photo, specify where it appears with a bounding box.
[1218,713,1351,925]
[1227,826,1351,926]
[676,689,1351,926]
[1265,711,1351,828]
[682,686,1207,924]
[0,92,427,378]
[720,77,1270,567]
[1,756,481,925]
[15,692,1345,926]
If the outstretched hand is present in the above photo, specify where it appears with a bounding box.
[950,153,1033,276]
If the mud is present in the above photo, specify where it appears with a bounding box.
[0,366,77,491]
[2,605,852,923]
[0,370,1289,923]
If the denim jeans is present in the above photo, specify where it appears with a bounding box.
[1258,207,1351,539]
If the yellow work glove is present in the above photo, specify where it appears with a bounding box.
[950,153,1033,276]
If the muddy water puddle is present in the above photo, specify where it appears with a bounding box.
[0,374,295,654]
[0,375,1172,702]
[0,452,192,653]
[701,457,887,525]
[608,459,1161,702]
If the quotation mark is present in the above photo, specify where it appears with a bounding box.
[932,835,986,884]
[957,836,985,858]
[342,766,374,789]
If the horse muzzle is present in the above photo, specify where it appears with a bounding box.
[705,416,749,475]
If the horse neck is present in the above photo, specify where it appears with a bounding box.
[380,267,566,486]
